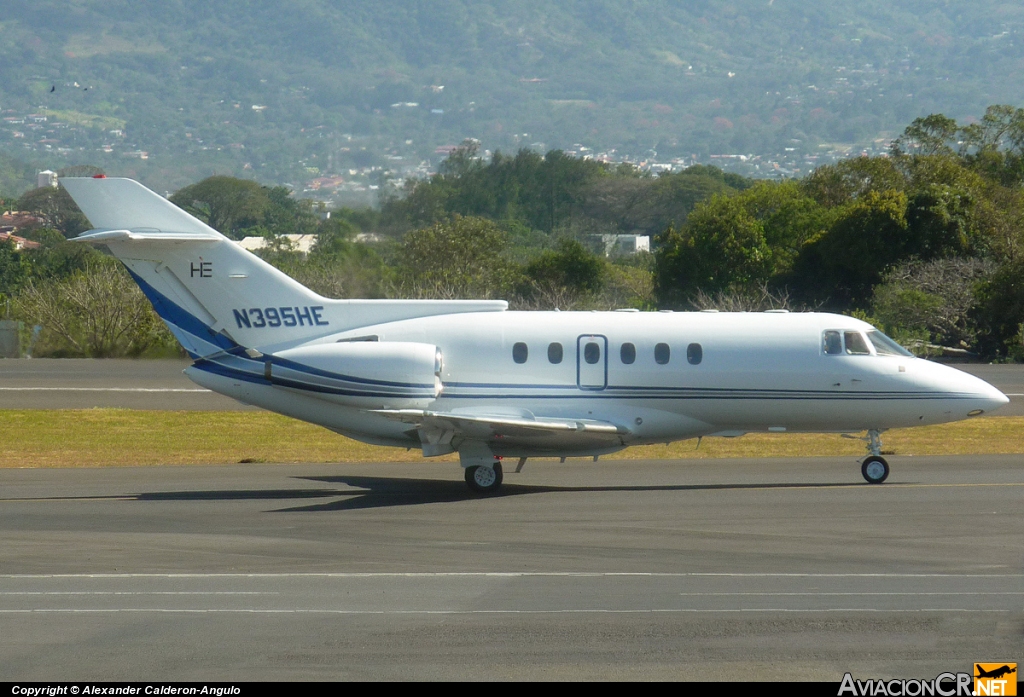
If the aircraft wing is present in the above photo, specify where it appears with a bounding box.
[370,408,629,455]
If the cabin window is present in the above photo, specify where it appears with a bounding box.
[548,342,563,364]
[512,342,528,364]
[687,343,703,365]
[655,343,670,365]
[822,330,842,355]
[620,342,636,364]
[584,342,601,364]
[844,331,871,355]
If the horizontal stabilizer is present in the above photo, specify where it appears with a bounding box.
[61,177,223,238]
[73,229,221,244]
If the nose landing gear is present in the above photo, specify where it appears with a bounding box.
[859,429,889,484]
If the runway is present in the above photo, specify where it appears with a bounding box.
[0,358,251,410]
[1,456,1021,680]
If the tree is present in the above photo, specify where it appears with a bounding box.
[890,114,959,157]
[392,216,518,299]
[974,258,1024,358]
[734,181,831,277]
[871,258,994,350]
[801,156,906,208]
[655,194,773,307]
[0,238,30,299]
[580,165,746,238]
[791,189,910,308]
[519,238,606,308]
[169,176,271,239]
[15,186,90,237]
[13,261,176,357]
[380,147,609,235]
[57,165,105,178]
[257,215,386,300]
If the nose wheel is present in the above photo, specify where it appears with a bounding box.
[857,429,890,484]
[861,455,890,484]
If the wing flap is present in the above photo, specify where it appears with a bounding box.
[371,408,628,436]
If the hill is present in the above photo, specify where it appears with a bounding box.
[0,1,1022,193]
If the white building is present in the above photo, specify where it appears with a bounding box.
[238,234,318,255]
[37,170,57,189]
[592,234,651,257]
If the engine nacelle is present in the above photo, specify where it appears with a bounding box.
[270,341,442,409]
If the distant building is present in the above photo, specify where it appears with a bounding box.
[37,170,57,189]
[238,234,317,255]
[0,231,41,250]
[590,234,650,257]
[0,212,46,231]
[306,176,346,191]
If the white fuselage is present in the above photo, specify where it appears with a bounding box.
[186,309,1008,458]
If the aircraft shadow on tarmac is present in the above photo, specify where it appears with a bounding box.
[132,489,346,502]
[267,475,869,512]
[1,479,872,512]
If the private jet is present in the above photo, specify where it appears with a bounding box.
[61,176,1009,493]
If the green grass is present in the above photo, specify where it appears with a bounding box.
[39,109,127,131]
[64,33,168,59]
[1,410,1021,468]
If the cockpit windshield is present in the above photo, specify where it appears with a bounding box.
[844,331,871,355]
[866,330,913,357]
[822,329,914,357]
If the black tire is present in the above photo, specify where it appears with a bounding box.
[465,462,504,493]
[861,456,890,484]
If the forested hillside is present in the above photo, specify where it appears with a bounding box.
[1,1,1022,191]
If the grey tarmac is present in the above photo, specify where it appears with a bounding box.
[0,455,1021,680]
[0,358,250,410]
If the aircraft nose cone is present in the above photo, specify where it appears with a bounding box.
[926,362,1010,417]
[969,375,1009,415]
[987,386,1010,409]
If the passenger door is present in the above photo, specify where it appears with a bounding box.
[577,334,608,390]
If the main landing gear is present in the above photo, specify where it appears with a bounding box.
[459,442,505,494]
[465,461,504,494]
[859,429,889,484]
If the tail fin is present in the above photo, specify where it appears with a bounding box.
[61,177,505,357]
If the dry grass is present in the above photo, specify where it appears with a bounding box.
[1,409,1022,468]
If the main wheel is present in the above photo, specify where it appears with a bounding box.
[861,456,890,484]
[465,462,503,493]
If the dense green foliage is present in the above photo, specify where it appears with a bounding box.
[169,176,326,240]
[1,230,179,356]
[381,144,749,237]
[0,154,36,197]
[651,105,1024,358]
